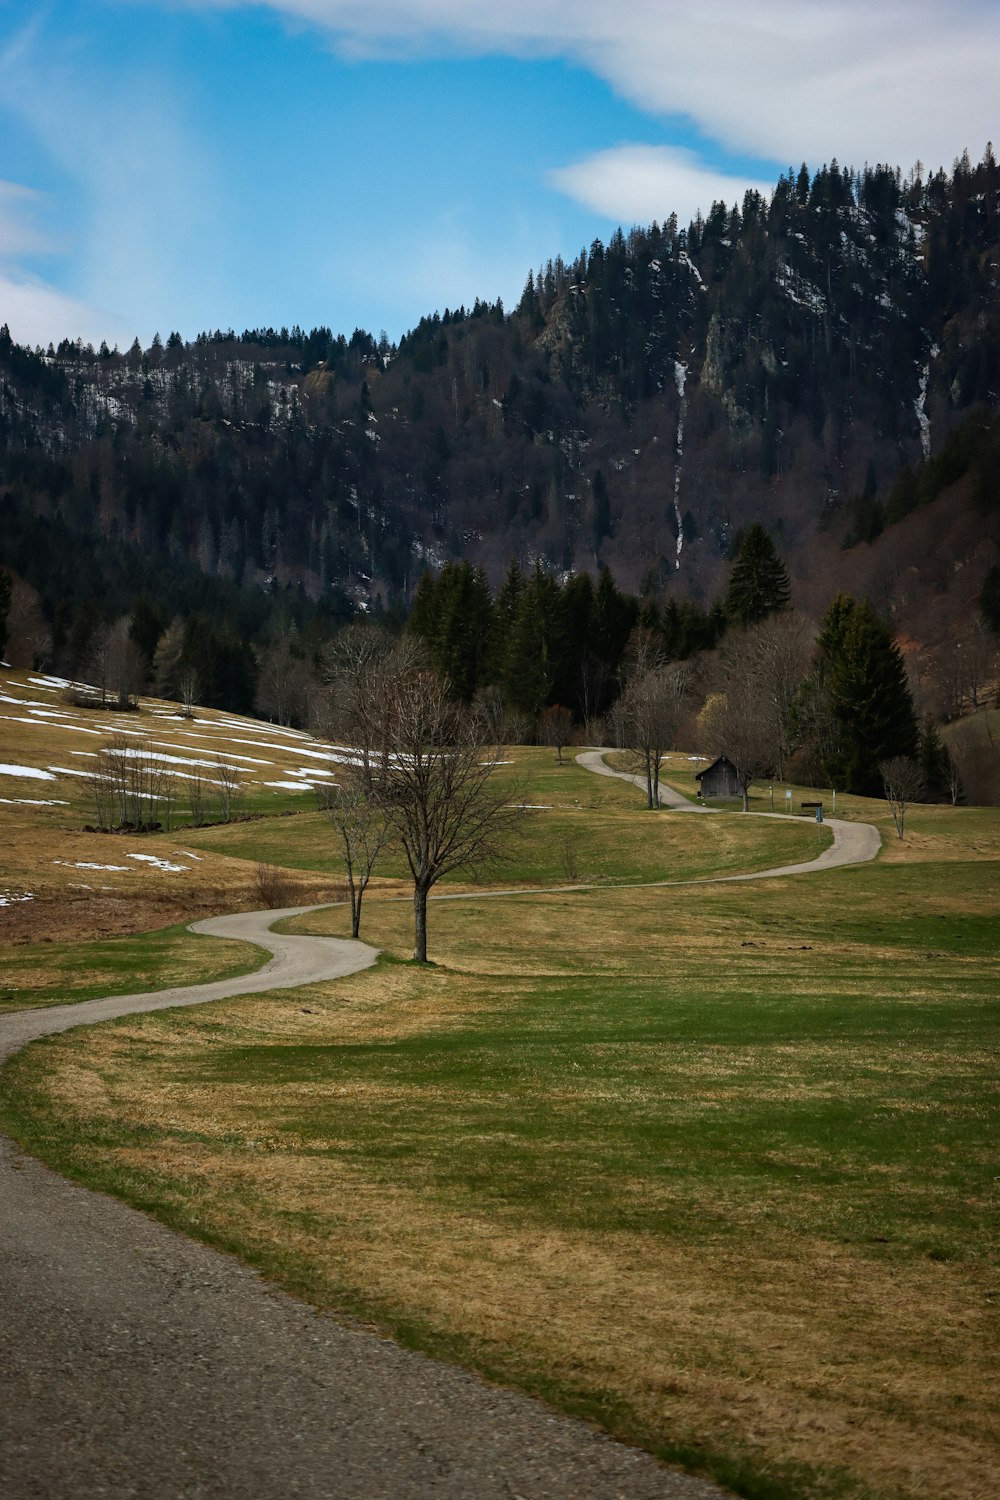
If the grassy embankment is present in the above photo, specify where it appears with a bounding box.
[2,743,997,1500]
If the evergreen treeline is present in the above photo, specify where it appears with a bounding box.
[0,492,355,708]
[405,559,726,724]
[1,149,998,620]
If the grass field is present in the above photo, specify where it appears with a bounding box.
[0,923,264,1013]
[2,711,997,1500]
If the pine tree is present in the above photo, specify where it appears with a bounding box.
[503,582,551,722]
[723,524,791,626]
[917,718,955,803]
[433,561,494,703]
[407,571,439,646]
[591,566,638,670]
[811,593,918,794]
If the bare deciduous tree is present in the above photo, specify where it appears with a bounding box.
[743,612,814,778]
[4,578,51,670]
[879,755,923,838]
[187,765,207,826]
[316,771,394,938]
[177,665,200,717]
[318,624,425,791]
[619,664,688,808]
[88,618,145,708]
[540,703,574,764]
[85,734,169,831]
[376,669,519,963]
[214,755,244,822]
[698,682,773,812]
[699,615,812,809]
[255,631,310,726]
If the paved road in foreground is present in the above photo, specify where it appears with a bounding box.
[1,908,727,1500]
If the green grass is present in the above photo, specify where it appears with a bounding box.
[188,961,994,1253]
[2,758,998,1500]
[0,923,265,1012]
[183,755,833,887]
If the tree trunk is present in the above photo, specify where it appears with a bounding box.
[413,883,429,963]
[741,783,750,812]
[351,889,362,939]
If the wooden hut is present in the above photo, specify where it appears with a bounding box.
[695,756,742,800]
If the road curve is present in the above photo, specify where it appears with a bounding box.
[0,908,726,1500]
[575,749,881,879]
[0,905,378,1065]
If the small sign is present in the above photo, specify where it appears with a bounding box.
[785,790,792,801]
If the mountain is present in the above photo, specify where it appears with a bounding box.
[1,148,999,666]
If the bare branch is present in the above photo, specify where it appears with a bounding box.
[879,756,922,838]
[316,770,394,939]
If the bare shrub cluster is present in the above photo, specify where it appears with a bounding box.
[86,734,174,832]
[86,736,246,831]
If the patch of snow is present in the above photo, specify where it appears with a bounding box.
[148,740,271,768]
[0,891,34,906]
[775,261,826,314]
[672,360,688,570]
[115,747,225,772]
[0,796,69,806]
[54,860,130,872]
[28,674,71,689]
[264,780,318,791]
[0,763,56,781]
[0,715,102,735]
[126,853,188,873]
[914,361,931,458]
[0,693,56,707]
[677,251,705,289]
[47,766,94,778]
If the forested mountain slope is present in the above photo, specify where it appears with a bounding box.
[2,149,999,660]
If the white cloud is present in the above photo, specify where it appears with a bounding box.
[0,178,135,348]
[0,19,225,348]
[0,266,135,350]
[551,145,775,227]
[0,180,54,258]
[186,0,1000,171]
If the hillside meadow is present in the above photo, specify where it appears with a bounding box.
[1,686,997,1500]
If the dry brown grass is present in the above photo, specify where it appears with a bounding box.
[0,668,348,940]
[27,963,999,1500]
[5,680,999,1499]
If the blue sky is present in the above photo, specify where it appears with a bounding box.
[0,1,996,349]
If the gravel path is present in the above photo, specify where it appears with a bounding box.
[576,750,881,879]
[1,909,727,1500]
